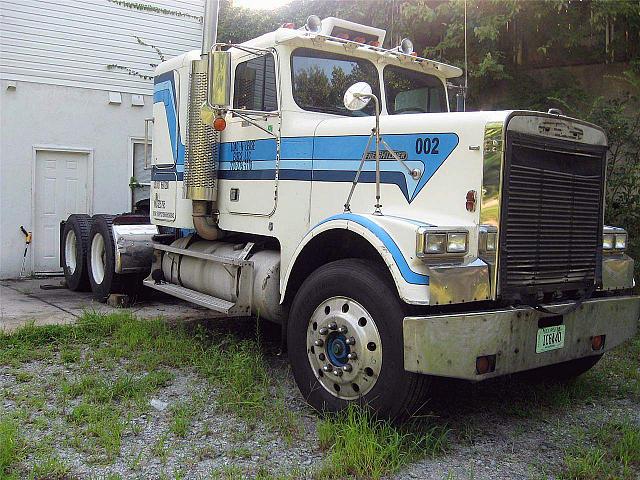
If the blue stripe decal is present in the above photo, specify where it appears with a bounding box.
[152,132,458,204]
[316,213,429,286]
[153,73,185,168]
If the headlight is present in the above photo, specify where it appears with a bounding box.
[615,233,627,250]
[447,232,468,253]
[486,232,497,251]
[425,233,447,254]
[603,233,614,250]
[417,229,468,257]
[479,226,497,253]
[603,227,628,252]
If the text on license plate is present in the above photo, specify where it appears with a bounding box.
[536,325,566,353]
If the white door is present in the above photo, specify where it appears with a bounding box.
[34,150,90,273]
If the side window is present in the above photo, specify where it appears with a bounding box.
[384,66,447,114]
[132,140,151,205]
[291,48,380,117]
[233,54,277,111]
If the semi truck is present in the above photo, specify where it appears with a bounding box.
[60,2,639,420]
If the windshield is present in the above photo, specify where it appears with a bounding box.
[291,48,381,117]
[384,65,447,114]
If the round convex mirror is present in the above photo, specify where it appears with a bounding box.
[343,82,372,111]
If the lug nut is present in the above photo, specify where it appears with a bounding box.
[333,369,343,377]
[314,339,324,347]
[322,364,332,372]
[347,352,357,360]
[345,337,356,346]
[329,322,338,330]
[342,364,353,372]
[338,325,348,334]
[319,327,329,335]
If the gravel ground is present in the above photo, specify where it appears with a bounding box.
[1,315,639,479]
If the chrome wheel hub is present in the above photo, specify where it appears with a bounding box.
[64,230,77,275]
[90,233,106,284]
[306,296,382,400]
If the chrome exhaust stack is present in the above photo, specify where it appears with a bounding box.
[184,0,221,239]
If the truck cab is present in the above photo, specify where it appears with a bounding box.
[61,12,639,420]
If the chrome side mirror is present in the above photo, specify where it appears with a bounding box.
[343,82,372,111]
[207,50,231,108]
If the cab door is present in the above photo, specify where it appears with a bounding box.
[220,52,280,216]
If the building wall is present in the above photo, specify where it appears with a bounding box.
[0,0,203,278]
[1,0,203,94]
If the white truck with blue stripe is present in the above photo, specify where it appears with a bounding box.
[60,6,639,419]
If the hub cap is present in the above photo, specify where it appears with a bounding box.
[64,230,77,275]
[90,233,106,284]
[306,296,382,400]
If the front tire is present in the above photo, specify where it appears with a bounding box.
[287,259,430,420]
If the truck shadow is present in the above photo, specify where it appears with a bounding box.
[186,315,616,424]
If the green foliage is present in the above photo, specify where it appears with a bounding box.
[0,419,22,477]
[559,420,640,479]
[316,404,448,479]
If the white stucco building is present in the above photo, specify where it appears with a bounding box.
[0,0,203,278]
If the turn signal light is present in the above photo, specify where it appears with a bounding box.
[282,22,295,29]
[476,355,496,375]
[466,190,477,212]
[213,116,226,131]
[591,335,605,351]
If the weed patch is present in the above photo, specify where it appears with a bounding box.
[0,418,23,477]
[558,419,640,479]
[316,405,448,479]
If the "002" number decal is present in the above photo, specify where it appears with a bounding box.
[415,137,440,155]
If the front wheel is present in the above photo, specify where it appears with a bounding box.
[287,259,430,420]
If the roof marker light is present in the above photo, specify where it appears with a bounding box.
[305,15,322,33]
[400,38,413,55]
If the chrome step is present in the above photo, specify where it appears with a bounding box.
[143,279,236,314]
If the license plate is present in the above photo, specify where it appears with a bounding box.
[536,325,565,353]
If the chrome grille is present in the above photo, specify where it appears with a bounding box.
[499,133,606,301]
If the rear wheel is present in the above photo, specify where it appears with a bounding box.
[62,214,92,291]
[288,259,430,420]
[87,215,128,302]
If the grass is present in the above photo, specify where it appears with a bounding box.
[316,404,449,479]
[0,311,303,474]
[0,418,22,477]
[1,311,637,478]
[559,419,640,479]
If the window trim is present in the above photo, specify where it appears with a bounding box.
[290,47,382,117]
[233,52,279,112]
[382,64,448,115]
[128,137,152,211]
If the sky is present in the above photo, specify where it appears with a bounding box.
[233,0,292,9]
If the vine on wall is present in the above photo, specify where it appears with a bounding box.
[107,0,202,22]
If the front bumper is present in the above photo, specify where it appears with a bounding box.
[403,295,640,380]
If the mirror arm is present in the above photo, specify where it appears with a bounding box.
[231,110,281,138]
